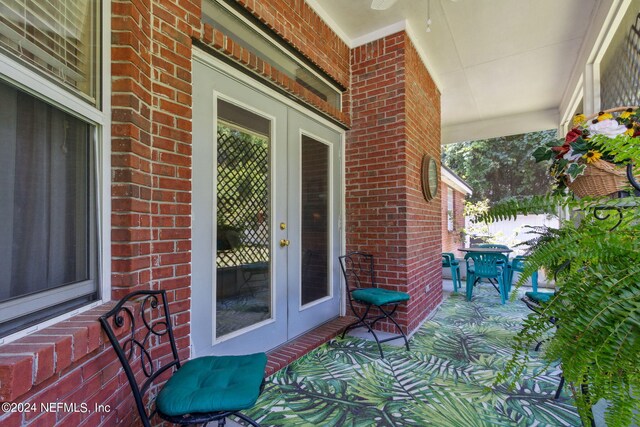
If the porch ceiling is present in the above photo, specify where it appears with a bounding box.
[310,0,598,144]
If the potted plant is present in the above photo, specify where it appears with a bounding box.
[476,108,640,426]
[533,107,640,197]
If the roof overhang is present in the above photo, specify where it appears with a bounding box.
[441,166,473,196]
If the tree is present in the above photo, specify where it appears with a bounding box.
[442,130,556,203]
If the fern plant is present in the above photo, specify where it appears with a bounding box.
[479,193,640,426]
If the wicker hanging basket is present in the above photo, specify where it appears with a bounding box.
[564,106,639,198]
[567,160,629,198]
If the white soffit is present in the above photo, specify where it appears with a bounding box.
[309,0,598,142]
[441,167,473,195]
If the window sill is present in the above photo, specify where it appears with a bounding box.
[0,302,119,402]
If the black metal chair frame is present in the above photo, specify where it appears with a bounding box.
[520,293,566,400]
[339,252,410,358]
[99,290,263,427]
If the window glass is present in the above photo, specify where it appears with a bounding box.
[215,99,272,338]
[0,79,98,337]
[0,0,100,104]
[447,187,454,231]
[202,0,342,110]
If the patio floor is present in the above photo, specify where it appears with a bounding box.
[230,279,582,426]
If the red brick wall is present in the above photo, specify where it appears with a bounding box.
[0,4,443,427]
[234,0,349,88]
[404,37,442,332]
[346,32,442,334]
[0,1,352,427]
[441,182,466,258]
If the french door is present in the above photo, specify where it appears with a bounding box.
[192,56,342,356]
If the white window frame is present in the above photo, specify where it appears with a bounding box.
[560,0,634,123]
[0,0,110,345]
[447,187,455,232]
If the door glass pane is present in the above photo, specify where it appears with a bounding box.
[301,135,330,306]
[216,99,271,338]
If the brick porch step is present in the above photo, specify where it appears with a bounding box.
[265,316,356,376]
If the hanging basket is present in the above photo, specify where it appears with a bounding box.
[567,160,629,198]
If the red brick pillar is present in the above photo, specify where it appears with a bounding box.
[346,32,442,335]
[111,0,199,356]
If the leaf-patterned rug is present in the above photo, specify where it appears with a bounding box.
[239,286,580,426]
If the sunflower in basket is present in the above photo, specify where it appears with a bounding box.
[533,106,640,197]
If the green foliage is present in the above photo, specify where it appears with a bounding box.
[480,194,640,426]
[442,130,556,203]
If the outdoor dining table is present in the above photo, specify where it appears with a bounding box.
[458,247,513,254]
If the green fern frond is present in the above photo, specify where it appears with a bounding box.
[485,193,640,426]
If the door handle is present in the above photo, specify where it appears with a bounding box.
[279,239,290,247]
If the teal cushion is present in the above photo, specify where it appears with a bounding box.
[525,291,554,304]
[352,288,410,306]
[156,352,267,416]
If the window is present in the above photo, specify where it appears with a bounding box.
[447,187,455,232]
[202,0,342,110]
[0,0,103,339]
[599,1,640,109]
[0,0,100,103]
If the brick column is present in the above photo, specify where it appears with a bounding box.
[346,32,442,334]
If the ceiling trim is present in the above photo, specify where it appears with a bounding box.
[350,19,407,47]
[442,108,560,145]
[304,2,442,91]
[304,0,351,45]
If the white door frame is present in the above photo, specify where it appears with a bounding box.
[192,49,347,356]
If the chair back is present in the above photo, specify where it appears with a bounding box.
[442,253,453,267]
[442,252,451,267]
[99,290,181,427]
[339,252,376,294]
[465,252,508,278]
[511,255,526,272]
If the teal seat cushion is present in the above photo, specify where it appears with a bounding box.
[352,288,410,306]
[156,352,267,416]
[525,291,554,304]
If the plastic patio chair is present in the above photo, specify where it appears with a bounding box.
[442,252,462,292]
[508,255,539,293]
[465,252,509,304]
[339,252,410,358]
[100,290,266,427]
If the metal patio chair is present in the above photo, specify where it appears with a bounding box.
[339,252,410,358]
[521,290,566,399]
[99,290,266,427]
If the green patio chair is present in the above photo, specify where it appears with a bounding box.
[465,252,509,304]
[442,252,462,292]
[339,252,410,358]
[508,255,539,293]
[100,290,266,427]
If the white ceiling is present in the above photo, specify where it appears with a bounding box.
[309,0,598,143]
